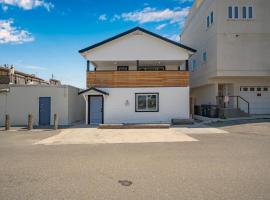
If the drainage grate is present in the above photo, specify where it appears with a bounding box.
[118,180,132,186]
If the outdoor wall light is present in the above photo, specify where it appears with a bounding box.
[125,100,129,106]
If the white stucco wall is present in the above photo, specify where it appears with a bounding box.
[83,87,190,124]
[0,85,84,126]
[81,30,192,61]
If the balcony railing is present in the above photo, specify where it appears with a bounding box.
[87,70,189,87]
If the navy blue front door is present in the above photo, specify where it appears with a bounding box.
[88,95,103,124]
[39,97,51,125]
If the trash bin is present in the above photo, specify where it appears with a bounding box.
[201,105,207,116]
[194,105,199,115]
[209,106,218,118]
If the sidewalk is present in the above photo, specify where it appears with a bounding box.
[194,114,270,124]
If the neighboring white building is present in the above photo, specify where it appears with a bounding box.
[181,0,270,116]
[0,85,85,126]
[78,27,196,124]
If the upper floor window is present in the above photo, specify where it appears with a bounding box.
[192,60,197,71]
[203,52,207,62]
[248,6,253,19]
[210,12,214,24]
[242,6,247,19]
[229,5,253,20]
[117,66,129,71]
[228,6,233,19]
[207,11,214,28]
[234,6,239,19]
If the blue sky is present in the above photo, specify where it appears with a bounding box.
[0,0,193,88]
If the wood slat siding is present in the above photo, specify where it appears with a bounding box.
[87,71,189,87]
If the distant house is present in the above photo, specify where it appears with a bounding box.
[78,27,196,124]
[181,0,270,117]
[0,65,60,86]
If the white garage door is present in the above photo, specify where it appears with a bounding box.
[240,86,270,114]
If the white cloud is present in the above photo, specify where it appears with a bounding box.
[0,19,34,44]
[0,0,54,11]
[121,7,190,25]
[110,14,121,22]
[156,23,167,30]
[21,65,46,70]
[98,14,107,21]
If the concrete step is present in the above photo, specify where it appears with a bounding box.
[171,119,194,125]
[99,124,170,129]
[219,108,249,119]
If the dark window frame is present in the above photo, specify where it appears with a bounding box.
[117,66,129,71]
[137,66,165,71]
[135,93,159,112]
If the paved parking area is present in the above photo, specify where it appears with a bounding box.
[0,119,270,200]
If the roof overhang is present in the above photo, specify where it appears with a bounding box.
[78,27,196,55]
[78,87,109,95]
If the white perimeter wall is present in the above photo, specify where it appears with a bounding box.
[0,85,84,126]
[99,87,189,124]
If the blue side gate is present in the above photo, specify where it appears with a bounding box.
[39,97,51,126]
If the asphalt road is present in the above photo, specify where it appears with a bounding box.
[0,119,270,200]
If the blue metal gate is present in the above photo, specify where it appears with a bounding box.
[39,97,51,126]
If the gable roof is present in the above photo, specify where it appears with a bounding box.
[78,87,109,95]
[78,27,196,54]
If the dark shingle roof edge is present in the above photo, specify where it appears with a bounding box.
[78,87,109,95]
[78,27,196,54]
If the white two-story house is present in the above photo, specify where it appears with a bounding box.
[181,0,270,117]
[78,27,196,124]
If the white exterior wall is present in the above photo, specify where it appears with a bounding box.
[181,0,270,114]
[191,84,218,105]
[81,31,192,61]
[101,87,189,124]
[0,85,84,126]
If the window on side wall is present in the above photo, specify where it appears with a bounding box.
[192,60,197,71]
[135,93,159,112]
[248,6,253,19]
[234,6,239,19]
[210,11,214,24]
[203,52,207,62]
[242,6,247,19]
[228,6,233,19]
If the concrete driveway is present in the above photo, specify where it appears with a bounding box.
[35,125,227,145]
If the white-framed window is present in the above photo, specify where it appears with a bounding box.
[203,52,207,62]
[135,93,159,112]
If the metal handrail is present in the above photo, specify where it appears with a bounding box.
[216,95,250,114]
